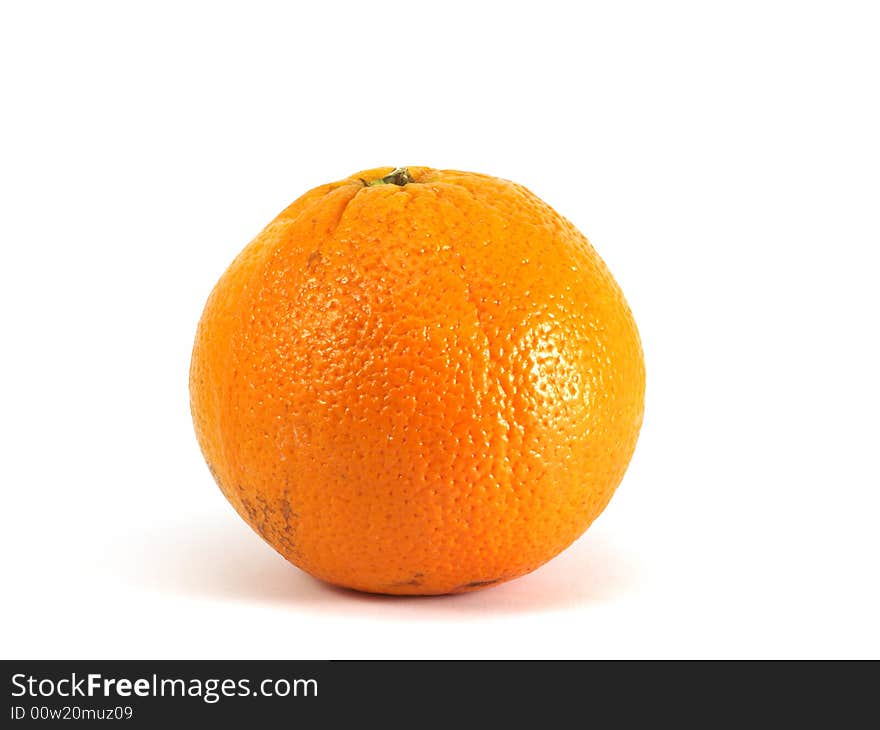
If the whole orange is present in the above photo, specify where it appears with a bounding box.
[190,167,645,595]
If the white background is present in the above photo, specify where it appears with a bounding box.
[2,2,878,659]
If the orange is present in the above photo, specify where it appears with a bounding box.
[190,167,645,595]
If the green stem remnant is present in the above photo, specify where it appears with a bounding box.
[366,167,413,187]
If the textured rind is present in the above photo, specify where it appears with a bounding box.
[190,167,645,595]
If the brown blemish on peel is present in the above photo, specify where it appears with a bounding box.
[458,578,502,589]
[387,572,426,589]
